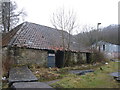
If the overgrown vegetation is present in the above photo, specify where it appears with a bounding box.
[2,59,119,88]
[29,65,63,82]
[90,49,107,63]
[2,48,13,76]
[29,61,107,82]
[51,62,120,88]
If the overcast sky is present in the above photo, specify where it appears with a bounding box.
[13,0,119,33]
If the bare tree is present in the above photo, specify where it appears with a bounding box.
[50,8,77,67]
[76,25,94,46]
[50,8,77,50]
[83,25,96,47]
[75,24,102,52]
[101,25,119,45]
[0,0,26,34]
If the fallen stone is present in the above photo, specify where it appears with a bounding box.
[110,72,120,78]
[11,82,54,89]
[69,70,94,75]
[9,66,38,84]
[116,77,120,81]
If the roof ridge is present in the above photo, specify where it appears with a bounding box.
[26,22,54,29]
[26,21,69,34]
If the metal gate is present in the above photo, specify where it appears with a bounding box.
[47,53,55,67]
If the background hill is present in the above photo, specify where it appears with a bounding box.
[74,24,119,47]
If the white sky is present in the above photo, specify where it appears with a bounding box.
[13,0,119,33]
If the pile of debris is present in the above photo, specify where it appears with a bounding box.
[8,66,54,89]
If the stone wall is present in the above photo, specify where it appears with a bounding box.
[2,47,48,67]
[15,48,48,66]
[78,53,87,64]
[2,47,90,67]
[64,52,88,66]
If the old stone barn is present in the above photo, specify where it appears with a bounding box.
[2,22,91,68]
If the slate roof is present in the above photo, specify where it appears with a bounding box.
[2,22,90,52]
[93,40,119,46]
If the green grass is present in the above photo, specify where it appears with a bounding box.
[2,61,119,88]
[30,62,106,82]
[51,62,120,88]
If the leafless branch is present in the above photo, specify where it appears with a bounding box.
[50,8,77,50]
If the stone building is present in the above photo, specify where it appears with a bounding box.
[2,22,91,67]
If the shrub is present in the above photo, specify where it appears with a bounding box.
[2,56,13,76]
[90,49,107,63]
[2,48,14,76]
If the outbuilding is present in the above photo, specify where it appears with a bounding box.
[2,22,91,67]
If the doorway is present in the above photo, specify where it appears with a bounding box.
[55,50,64,68]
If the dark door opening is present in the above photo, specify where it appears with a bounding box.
[55,50,64,68]
[103,45,105,51]
[86,53,91,64]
